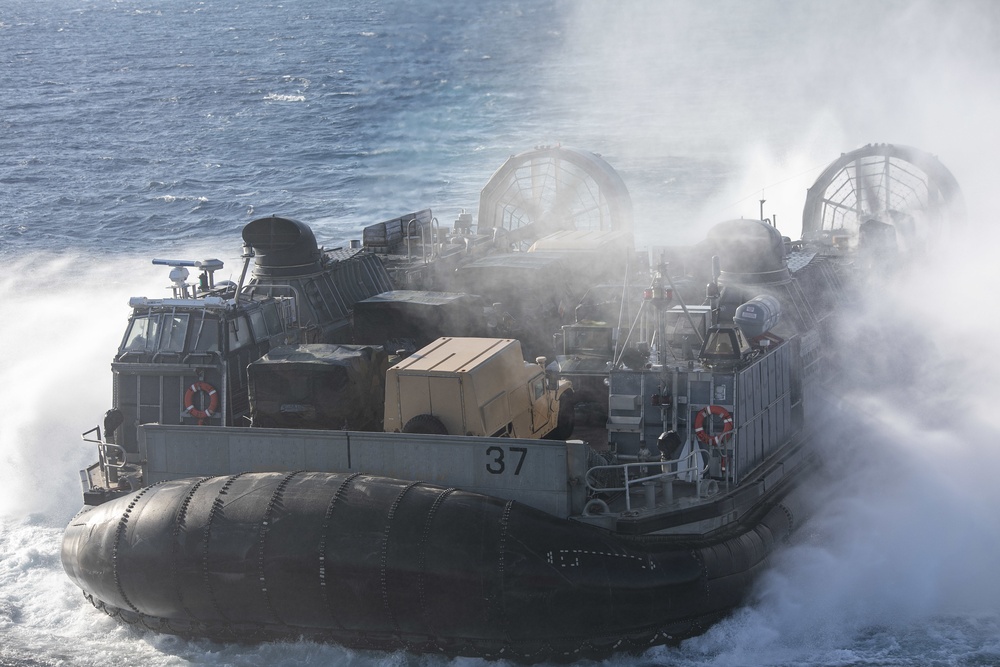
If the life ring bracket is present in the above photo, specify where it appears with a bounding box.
[693,405,734,447]
[184,381,219,424]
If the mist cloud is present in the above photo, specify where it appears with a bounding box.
[548,0,999,239]
[536,2,1000,659]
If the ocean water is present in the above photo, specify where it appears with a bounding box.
[2,0,1000,665]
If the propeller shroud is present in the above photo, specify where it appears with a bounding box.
[477,145,633,248]
[801,143,965,252]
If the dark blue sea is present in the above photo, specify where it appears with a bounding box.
[2,0,999,665]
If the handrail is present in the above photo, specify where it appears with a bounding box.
[403,215,442,264]
[585,448,705,512]
[405,217,419,260]
[82,426,128,472]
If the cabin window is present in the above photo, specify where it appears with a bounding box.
[158,314,189,352]
[124,315,158,352]
[122,313,188,353]
[227,315,251,351]
[249,309,268,339]
[191,315,219,352]
[262,302,283,335]
[247,303,285,340]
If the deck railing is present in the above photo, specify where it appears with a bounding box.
[584,447,709,512]
[82,425,128,484]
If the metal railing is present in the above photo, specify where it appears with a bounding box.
[404,216,440,263]
[82,426,127,484]
[585,447,708,512]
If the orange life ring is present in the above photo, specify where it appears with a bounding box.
[184,381,219,421]
[693,405,734,447]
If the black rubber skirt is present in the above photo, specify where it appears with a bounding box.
[62,471,794,661]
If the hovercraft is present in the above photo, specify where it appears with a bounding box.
[62,144,964,662]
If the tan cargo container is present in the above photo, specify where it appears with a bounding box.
[384,337,574,439]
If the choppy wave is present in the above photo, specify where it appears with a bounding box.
[263,93,307,102]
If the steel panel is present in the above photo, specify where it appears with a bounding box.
[139,424,581,517]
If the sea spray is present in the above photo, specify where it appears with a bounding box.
[640,221,1000,667]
